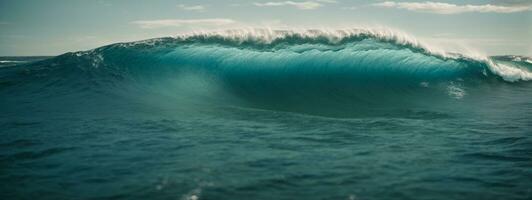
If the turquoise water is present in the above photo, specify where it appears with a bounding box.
[1,31,531,199]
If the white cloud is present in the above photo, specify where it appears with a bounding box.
[342,6,357,10]
[316,0,337,3]
[254,1,323,10]
[131,19,236,29]
[373,1,532,14]
[177,4,206,11]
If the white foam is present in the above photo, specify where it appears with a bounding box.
[181,188,202,200]
[0,60,25,63]
[486,60,532,82]
[173,28,455,58]
[447,83,466,99]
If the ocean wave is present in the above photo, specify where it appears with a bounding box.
[3,29,529,95]
[2,28,531,116]
[80,28,530,82]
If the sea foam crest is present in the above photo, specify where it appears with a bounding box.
[486,60,532,82]
[176,28,452,58]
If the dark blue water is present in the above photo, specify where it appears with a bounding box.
[1,31,531,200]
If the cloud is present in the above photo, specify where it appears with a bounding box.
[177,4,206,11]
[131,19,236,29]
[495,0,532,6]
[316,0,337,3]
[342,6,357,10]
[254,1,323,10]
[373,1,532,14]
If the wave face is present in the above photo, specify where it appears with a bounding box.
[2,29,532,116]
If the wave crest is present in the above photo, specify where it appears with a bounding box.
[108,28,532,82]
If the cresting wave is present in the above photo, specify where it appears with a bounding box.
[2,28,532,116]
[97,28,532,82]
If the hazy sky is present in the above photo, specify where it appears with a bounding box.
[0,0,531,56]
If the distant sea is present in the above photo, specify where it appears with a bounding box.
[0,56,53,68]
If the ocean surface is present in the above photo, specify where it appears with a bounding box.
[1,29,531,200]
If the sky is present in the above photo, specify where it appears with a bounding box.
[0,0,531,56]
